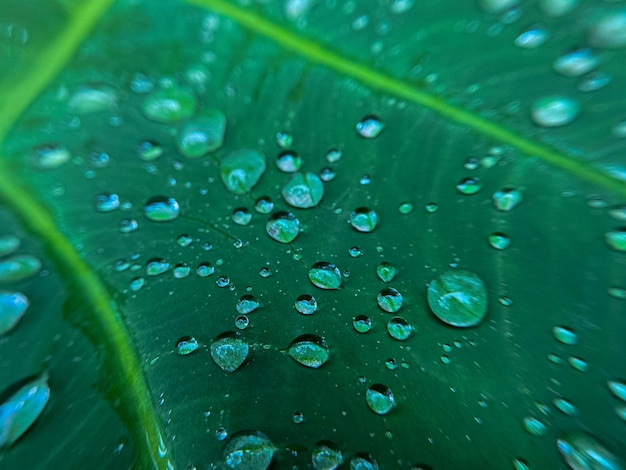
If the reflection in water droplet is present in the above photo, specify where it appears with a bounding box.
[349,207,379,232]
[531,96,580,127]
[0,255,42,282]
[488,232,511,250]
[141,86,196,123]
[31,143,71,170]
[0,291,29,335]
[312,440,343,470]
[387,316,412,340]
[427,270,488,327]
[232,207,252,226]
[353,315,372,333]
[557,432,622,470]
[144,196,180,222]
[236,294,259,314]
[309,262,342,289]
[276,150,302,173]
[366,384,395,415]
[493,188,523,211]
[222,430,276,470]
[210,332,249,372]
[282,172,324,208]
[553,326,577,345]
[295,294,317,315]
[220,149,267,195]
[356,115,384,138]
[176,109,226,158]
[266,212,300,243]
[377,288,403,313]
[175,336,199,355]
[288,334,329,368]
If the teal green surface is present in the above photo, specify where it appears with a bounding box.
[0,0,625,468]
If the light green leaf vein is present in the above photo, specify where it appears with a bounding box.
[188,0,626,198]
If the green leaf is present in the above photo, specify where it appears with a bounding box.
[1,0,625,468]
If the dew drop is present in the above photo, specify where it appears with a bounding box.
[210,332,249,372]
[68,82,118,114]
[176,234,193,247]
[366,384,395,415]
[221,430,275,470]
[608,380,626,401]
[235,315,249,330]
[320,167,336,182]
[553,326,577,345]
[493,188,523,211]
[216,275,230,288]
[173,263,190,279]
[312,440,343,470]
[232,207,252,226]
[144,196,180,222]
[309,262,342,289]
[282,172,324,208]
[287,334,329,368]
[568,356,588,372]
[356,115,384,138]
[488,232,511,250]
[349,246,363,257]
[0,236,20,257]
[129,277,145,291]
[176,109,226,158]
[175,336,199,355]
[258,267,271,278]
[119,219,138,233]
[0,255,41,282]
[377,287,403,313]
[427,270,488,328]
[236,294,259,314]
[425,202,439,213]
[295,294,317,315]
[220,149,267,195]
[94,193,120,212]
[589,9,626,49]
[553,397,578,416]
[387,316,412,340]
[606,228,626,251]
[0,291,29,335]
[31,143,71,170]
[522,417,548,436]
[578,72,612,92]
[276,131,293,149]
[456,177,482,195]
[531,96,580,127]
[276,150,302,173]
[350,453,379,470]
[141,86,196,123]
[146,258,169,276]
[254,196,274,214]
[136,140,163,161]
[553,48,599,77]
[326,148,342,163]
[196,262,214,277]
[557,432,622,470]
[266,212,300,243]
[349,207,378,232]
[398,202,413,214]
[514,25,549,49]
[353,315,372,333]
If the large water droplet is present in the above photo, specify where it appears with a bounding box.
[531,96,580,127]
[31,143,71,170]
[356,115,384,138]
[589,9,626,49]
[350,453,379,470]
[557,432,623,470]
[0,255,41,282]
[222,430,276,470]
[144,196,180,222]
[349,207,379,232]
[553,48,599,77]
[312,440,343,470]
[366,384,395,415]
[282,172,324,208]
[287,334,329,368]
[377,287,403,313]
[0,291,29,335]
[0,373,50,448]
[141,86,196,123]
[220,149,266,195]
[176,109,226,158]
[210,332,249,372]
[308,262,342,289]
[427,270,488,327]
[266,212,300,243]
[175,336,199,355]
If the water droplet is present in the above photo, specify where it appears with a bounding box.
[326,148,342,163]
[353,315,372,333]
[320,167,336,182]
[606,228,626,251]
[456,177,482,195]
[88,151,110,168]
[498,295,513,306]
[276,131,293,148]
[385,358,397,370]
[312,440,343,470]
[589,9,626,49]
[216,275,230,288]
[232,207,252,226]
[141,86,196,123]
[236,294,259,314]
[0,236,20,257]
[425,202,438,213]
[175,336,199,355]
[0,291,29,335]
[144,196,180,222]
[176,234,193,247]
[129,277,145,291]
[196,262,215,277]
[515,25,549,48]
[292,411,304,424]
[540,0,578,17]
[553,48,599,77]
[377,287,403,313]
[68,82,118,114]
[608,380,626,401]
[0,374,50,448]
[531,96,580,127]
[512,458,530,470]
[578,71,612,92]
[441,355,451,364]
[210,332,249,372]
[146,258,169,276]
[94,193,120,212]
[295,294,317,315]
[488,232,511,250]
[376,262,396,283]
[0,255,41,282]
[557,432,622,470]
[427,270,488,328]
[309,262,342,289]
[287,334,329,368]
[390,0,414,14]
[254,196,274,214]
[276,150,302,173]
[548,353,564,365]
[617,406,626,422]
[398,202,413,214]
[608,287,626,299]
[349,207,378,232]
[568,356,588,372]
[176,109,226,158]
[221,430,276,469]
[136,140,163,161]
[220,149,266,195]
[356,115,384,138]
[553,326,577,345]
[130,73,154,94]
[349,246,363,257]
[31,143,71,170]
[259,267,271,278]
[493,188,523,211]
[282,172,324,208]
[266,212,300,243]
[359,174,372,185]
[387,316,412,340]
[366,384,395,415]
[522,417,547,436]
[173,263,190,278]
[350,453,379,470]
[216,427,229,441]
[235,315,249,330]
[553,398,577,416]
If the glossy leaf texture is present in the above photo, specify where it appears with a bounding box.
[1,0,625,468]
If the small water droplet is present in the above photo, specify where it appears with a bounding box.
[553,397,578,416]
[295,294,317,315]
[173,263,190,279]
[478,0,519,14]
[94,193,120,212]
[359,174,372,185]
[175,336,199,355]
[366,384,395,415]
[568,356,588,372]
[266,212,300,243]
[514,25,549,48]
[377,287,403,313]
[522,417,547,436]
[376,262,396,283]
[282,172,324,208]
[176,109,226,158]
[141,85,196,123]
[425,202,438,213]
[531,96,580,127]
[146,258,169,276]
[216,275,230,288]
[144,196,180,222]
[129,277,145,291]
[349,246,363,257]
[349,207,378,232]
[398,202,413,214]
[312,440,343,470]
[553,48,599,77]
[456,177,482,195]
[427,270,488,327]
[232,207,252,226]
[136,140,163,161]
[196,262,214,277]
[387,316,412,340]
[309,262,342,289]
[320,167,336,182]
[236,294,259,314]
[235,315,249,330]
[176,234,193,247]
[606,228,626,251]
[553,326,577,345]
[488,232,511,250]
[287,334,329,368]
[0,255,41,282]
[276,131,293,149]
[210,332,249,372]
[276,150,302,173]
[0,291,29,335]
[578,71,612,92]
[326,148,342,163]
[254,196,274,214]
[31,143,71,170]
[356,115,384,138]
[220,149,267,195]
[493,188,523,211]
[259,267,271,278]
[608,380,626,401]
[292,411,304,424]
[215,427,228,441]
